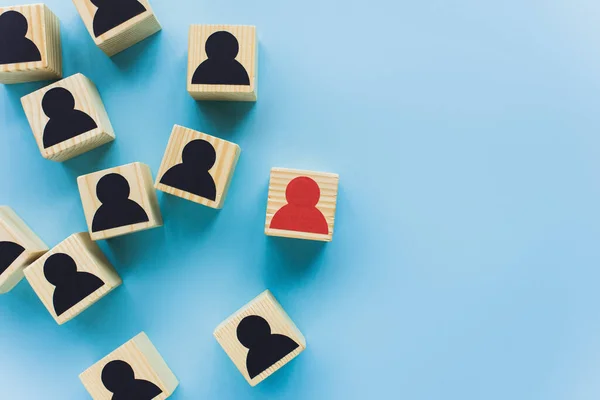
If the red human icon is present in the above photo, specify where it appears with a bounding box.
[270,176,329,234]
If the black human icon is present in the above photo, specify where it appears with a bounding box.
[43,253,105,316]
[191,31,250,85]
[42,87,98,148]
[0,10,42,65]
[92,173,150,232]
[101,360,163,400]
[159,139,217,201]
[91,0,147,37]
[0,241,25,275]
[237,315,300,379]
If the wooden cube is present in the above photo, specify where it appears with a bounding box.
[187,25,257,101]
[24,232,121,325]
[214,290,306,386]
[265,168,339,242]
[0,206,48,294]
[0,4,62,84]
[21,73,115,162]
[80,332,178,399]
[78,162,163,240]
[72,0,161,57]
[155,125,241,209]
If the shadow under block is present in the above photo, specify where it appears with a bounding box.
[155,125,241,209]
[265,168,339,242]
[214,290,306,386]
[187,25,257,101]
[78,162,163,240]
[72,0,161,57]
[80,332,178,399]
[21,73,115,162]
[0,207,48,293]
[0,4,62,84]
[23,232,121,325]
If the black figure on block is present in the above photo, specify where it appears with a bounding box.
[160,139,217,201]
[0,241,25,275]
[237,315,300,379]
[101,360,163,400]
[192,31,250,85]
[43,253,104,316]
[0,10,41,65]
[91,0,147,37]
[42,87,98,148]
[92,173,149,232]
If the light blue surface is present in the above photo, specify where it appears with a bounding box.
[1,0,600,398]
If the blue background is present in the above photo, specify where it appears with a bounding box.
[1,0,600,398]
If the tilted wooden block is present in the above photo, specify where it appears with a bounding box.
[21,73,115,162]
[24,232,121,325]
[0,4,62,84]
[0,206,48,294]
[187,25,257,101]
[72,0,161,57]
[214,290,306,386]
[155,125,241,209]
[265,168,339,242]
[78,162,163,240]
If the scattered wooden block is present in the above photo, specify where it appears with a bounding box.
[72,0,161,57]
[21,73,115,162]
[265,168,339,242]
[80,332,179,399]
[0,4,62,84]
[187,25,257,101]
[24,232,121,325]
[214,290,306,386]
[78,162,163,240]
[155,125,241,209]
[0,206,48,294]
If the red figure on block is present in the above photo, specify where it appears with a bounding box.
[270,176,328,234]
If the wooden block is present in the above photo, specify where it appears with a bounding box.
[23,232,121,325]
[155,125,241,209]
[0,206,48,294]
[21,73,115,162]
[72,0,161,57]
[214,290,306,386]
[0,4,62,84]
[187,25,257,101]
[80,332,178,399]
[78,162,163,240]
[265,168,339,242]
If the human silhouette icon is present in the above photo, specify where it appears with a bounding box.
[101,360,163,400]
[237,315,300,379]
[0,241,25,275]
[43,253,105,316]
[42,87,98,148]
[270,176,329,234]
[159,139,217,201]
[91,0,147,37]
[192,31,250,85]
[0,10,41,65]
[92,173,149,233]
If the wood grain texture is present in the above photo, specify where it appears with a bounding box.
[155,125,241,209]
[265,168,339,242]
[23,232,121,325]
[21,73,115,162]
[214,290,306,386]
[72,0,161,57]
[80,332,178,399]
[0,4,62,84]
[187,25,257,101]
[77,162,163,240]
[0,206,48,293]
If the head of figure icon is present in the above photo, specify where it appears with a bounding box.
[286,177,321,207]
[205,31,239,61]
[0,11,28,36]
[101,360,135,393]
[237,315,271,349]
[96,174,130,204]
[44,253,77,286]
[42,88,75,119]
[182,140,216,170]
